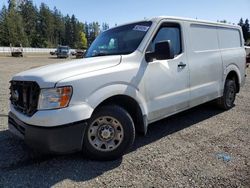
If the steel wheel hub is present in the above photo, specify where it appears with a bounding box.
[98,125,114,141]
[88,116,124,152]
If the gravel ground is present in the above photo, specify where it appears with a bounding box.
[0,55,249,187]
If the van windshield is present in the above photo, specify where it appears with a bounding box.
[85,21,152,58]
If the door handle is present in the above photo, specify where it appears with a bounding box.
[178,62,186,68]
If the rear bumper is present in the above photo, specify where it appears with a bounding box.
[8,112,87,154]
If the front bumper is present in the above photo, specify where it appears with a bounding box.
[8,112,87,154]
[10,103,93,127]
[57,53,69,58]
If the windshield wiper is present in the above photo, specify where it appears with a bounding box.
[87,51,132,58]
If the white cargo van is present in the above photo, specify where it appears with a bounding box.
[9,16,246,160]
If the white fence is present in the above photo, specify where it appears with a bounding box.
[0,47,56,54]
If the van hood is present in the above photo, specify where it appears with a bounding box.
[12,55,121,88]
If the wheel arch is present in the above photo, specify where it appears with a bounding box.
[87,84,148,135]
[224,64,241,93]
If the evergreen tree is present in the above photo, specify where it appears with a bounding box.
[53,7,65,46]
[6,0,28,46]
[0,5,9,46]
[84,22,90,46]
[8,0,16,10]
[238,18,244,27]
[64,14,73,47]
[38,3,54,47]
[239,18,250,42]
[0,1,103,48]
[19,0,38,47]
[102,23,109,31]
[244,19,249,40]
[88,22,100,46]
[71,15,77,47]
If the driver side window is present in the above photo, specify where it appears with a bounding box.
[149,24,182,58]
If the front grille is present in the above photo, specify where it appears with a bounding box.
[10,81,40,116]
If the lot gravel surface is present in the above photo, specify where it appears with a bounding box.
[0,55,249,187]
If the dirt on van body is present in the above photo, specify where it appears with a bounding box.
[0,55,249,187]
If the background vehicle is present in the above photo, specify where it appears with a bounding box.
[10,44,23,57]
[75,49,86,58]
[71,50,76,56]
[9,17,246,160]
[56,45,70,58]
[50,50,57,56]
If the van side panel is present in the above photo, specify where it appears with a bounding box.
[218,28,246,87]
[187,23,223,107]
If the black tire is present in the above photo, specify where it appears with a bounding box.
[217,79,236,110]
[82,105,135,160]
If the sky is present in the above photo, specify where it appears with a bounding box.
[1,0,250,27]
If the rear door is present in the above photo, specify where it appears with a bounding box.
[143,20,190,122]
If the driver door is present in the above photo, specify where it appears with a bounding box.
[143,21,190,122]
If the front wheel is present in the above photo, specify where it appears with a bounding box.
[217,79,237,110]
[82,105,135,160]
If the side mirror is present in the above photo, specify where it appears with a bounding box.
[145,40,174,62]
[145,51,154,62]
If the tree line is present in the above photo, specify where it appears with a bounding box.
[1,0,249,48]
[0,0,109,49]
[238,18,250,44]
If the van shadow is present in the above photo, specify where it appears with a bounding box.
[0,102,224,187]
[132,102,224,149]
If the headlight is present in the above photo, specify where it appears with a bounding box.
[38,86,73,110]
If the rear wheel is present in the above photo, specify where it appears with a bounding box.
[82,105,135,160]
[217,79,236,110]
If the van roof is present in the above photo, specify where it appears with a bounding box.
[109,16,241,31]
[150,16,241,29]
